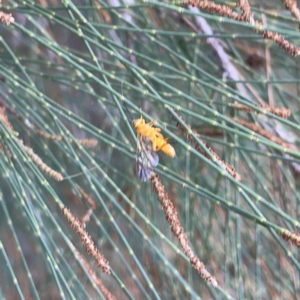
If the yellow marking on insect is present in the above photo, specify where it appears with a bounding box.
[132,116,176,158]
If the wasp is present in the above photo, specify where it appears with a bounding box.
[133,116,176,157]
[133,116,176,181]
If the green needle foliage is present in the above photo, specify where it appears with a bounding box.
[0,0,300,298]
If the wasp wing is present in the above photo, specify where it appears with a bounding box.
[136,135,159,182]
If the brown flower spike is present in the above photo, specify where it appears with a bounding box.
[171,110,241,181]
[231,103,291,119]
[150,172,218,287]
[69,243,116,300]
[183,0,300,56]
[279,229,300,248]
[61,206,111,274]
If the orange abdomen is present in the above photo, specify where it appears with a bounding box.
[161,144,176,158]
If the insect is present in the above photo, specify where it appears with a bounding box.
[133,115,176,181]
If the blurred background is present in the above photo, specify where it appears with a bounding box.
[0,0,299,299]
